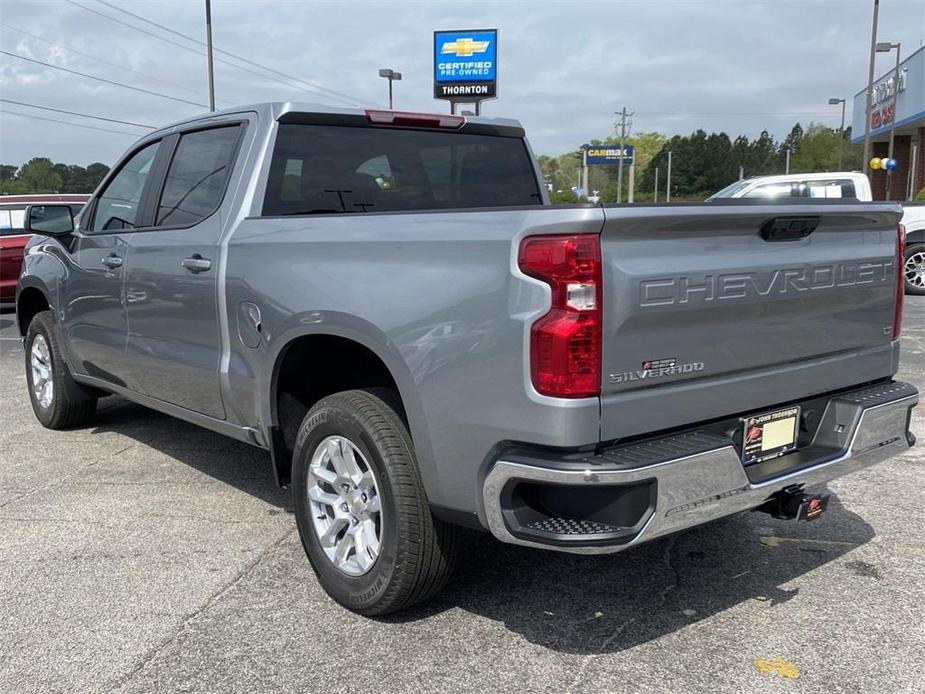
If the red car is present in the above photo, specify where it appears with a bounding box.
[0,194,89,306]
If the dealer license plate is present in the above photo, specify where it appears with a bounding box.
[741,406,800,465]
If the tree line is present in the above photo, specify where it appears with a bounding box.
[0,158,110,195]
[538,122,863,203]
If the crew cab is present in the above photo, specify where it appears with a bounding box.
[708,171,925,294]
[16,104,918,615]
[0,194,88,307]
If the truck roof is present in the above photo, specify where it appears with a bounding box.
[152,102,525,137]
[738,171,868,184]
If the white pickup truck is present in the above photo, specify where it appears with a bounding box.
[709,172,925,294]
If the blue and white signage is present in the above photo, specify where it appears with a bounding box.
[434,29,498,100]
[583,144,635,166]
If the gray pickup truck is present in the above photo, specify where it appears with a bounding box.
[16,103,918,615]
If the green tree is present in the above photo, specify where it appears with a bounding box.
[16,157,63,193]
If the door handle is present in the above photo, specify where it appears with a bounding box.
[181,254,212,273]
[101,254,123,269]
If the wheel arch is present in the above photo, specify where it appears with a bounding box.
[905,228,925,246]
[16,282,53,337]
[266,322,434,488]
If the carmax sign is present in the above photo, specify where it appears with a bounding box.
[583,144,635,166]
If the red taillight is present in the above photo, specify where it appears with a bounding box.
[894,224,905,340]
[365,109,465,129]
[518,234,602,398]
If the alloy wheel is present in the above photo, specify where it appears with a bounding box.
[307,435,383,576]
[905,250,925,290]
[30,334,54,409]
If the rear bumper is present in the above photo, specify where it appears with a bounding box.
[482,381,918,554]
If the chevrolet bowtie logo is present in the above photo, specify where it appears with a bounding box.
[441,38,490,57]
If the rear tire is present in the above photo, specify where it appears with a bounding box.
[904,243,925,295]
[24,311,97,429]
[292,388,458,616]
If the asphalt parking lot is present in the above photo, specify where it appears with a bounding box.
[1,300,923,694]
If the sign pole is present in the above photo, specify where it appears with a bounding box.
[666,151,672,203]
[581,149,588,200]
[628,163,635,204]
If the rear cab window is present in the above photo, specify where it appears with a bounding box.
[262,119,542,216]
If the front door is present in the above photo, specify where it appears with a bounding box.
[122,123,243,419]
[60,140,161,386]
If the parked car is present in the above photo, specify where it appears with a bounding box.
[16,104,918,615]
[707,172,925,294]
[0,194,88,307]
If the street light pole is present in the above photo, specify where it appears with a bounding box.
[828,97,846,169]
[378,69,402,109]
[876,41,901,200]
[863,0,881,166]
[205,0,215,111]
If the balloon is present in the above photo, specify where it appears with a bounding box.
[870,157,882,170]
[885,158,898,171]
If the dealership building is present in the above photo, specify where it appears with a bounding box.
[851,45,925,200]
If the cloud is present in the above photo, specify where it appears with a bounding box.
[0,0,922,166]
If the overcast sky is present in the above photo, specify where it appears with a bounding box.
[1,0,923,166]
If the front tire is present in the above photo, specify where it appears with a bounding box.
[904,243,925,295]
[292,388,457,616]
[24,310,97,429]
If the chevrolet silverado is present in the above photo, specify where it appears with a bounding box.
[16,103,918,615]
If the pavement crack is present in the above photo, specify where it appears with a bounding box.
[565,537,679,694]
[0,444,135,509]
[105,526,295,691]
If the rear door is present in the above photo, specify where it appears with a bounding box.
[122,121,245,419]
[598,203,902,442]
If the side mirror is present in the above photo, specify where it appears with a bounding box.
[24,204,75,235]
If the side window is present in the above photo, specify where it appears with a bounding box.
[91,142,159,232]
[155,125,240,227]
[743,182,794,199]
[806,179,855,199]
[0,206,25,236]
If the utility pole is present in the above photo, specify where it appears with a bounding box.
[785,147,791,174]
[863,0,880,165]
[654,167,659,203]
[205,0,215,111]
[615,107,633,204]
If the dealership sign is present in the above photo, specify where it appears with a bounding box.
[583,144,635,165]
[434,29,498,101]
[851,46,925,141]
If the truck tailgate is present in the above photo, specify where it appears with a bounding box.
[599,203,903,442]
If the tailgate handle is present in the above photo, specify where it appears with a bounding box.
[760,216,819,241]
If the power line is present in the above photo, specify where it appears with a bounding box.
[63,0,368,107]
[0,108,143,137]
[0,49,207,108]
[0,21,222,103]
[92,0,370,106]
[0,98,156,129]
[62,0,215,60]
